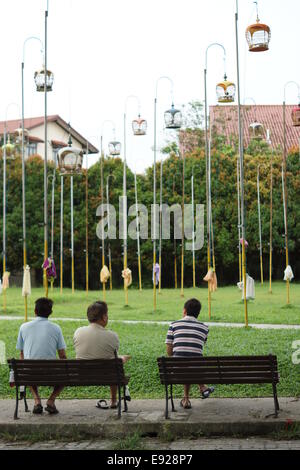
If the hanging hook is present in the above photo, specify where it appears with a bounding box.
[254,1,260,22]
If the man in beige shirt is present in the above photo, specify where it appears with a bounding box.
[74,301,122,408]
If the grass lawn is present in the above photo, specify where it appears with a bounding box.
[0,320,299,400]
[1,282,300,324]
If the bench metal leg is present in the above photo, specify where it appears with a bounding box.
[123,386,128,412]
[14,386,19,420]
[21,387,29,413]
[272,383,280,417]
[165,384,169,419]
[170,384,176,412]
[117,385,121,419]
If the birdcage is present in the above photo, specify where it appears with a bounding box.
[1,134,15,159]
[132,115,147,135]
[249,121,264,139]
[14,127,29,145]
[216,76,236,103]
[164,104,182,129]
[291,106,300,127]
[108,140,121,156]
[34,69,54,92]
[58,146,83,174]
[245,20,271,52]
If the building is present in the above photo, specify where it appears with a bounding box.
[0,114,98,160]
[209,104,300,151]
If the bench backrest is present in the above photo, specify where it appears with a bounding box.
[157,355,279,385]
[7,358,127,387]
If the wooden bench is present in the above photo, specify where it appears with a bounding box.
[157,355,280,419]
[7,358,129,419]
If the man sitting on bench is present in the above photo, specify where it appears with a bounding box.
[16,297,67,415]
[165,298,214,409]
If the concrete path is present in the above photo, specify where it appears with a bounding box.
[1,398,299,439]
[1,437,300,450]
[1,316,300,330]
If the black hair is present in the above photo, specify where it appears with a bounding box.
[35,297,53,318]
[87,301,108,323]
[184,298,201,318]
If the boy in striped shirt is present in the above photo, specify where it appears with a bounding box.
[165,298,214,409]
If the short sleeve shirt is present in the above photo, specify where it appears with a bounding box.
[165,316,209,357]
[73,323,119,360]
[16,317,66,359]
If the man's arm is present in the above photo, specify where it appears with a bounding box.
[58,349,67,360]
[166,344,173,357]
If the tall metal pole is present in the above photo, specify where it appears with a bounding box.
[123,113,128,306]
[85,143,89,296]
[43,7,49,298]
[235,0,248,326]
[100,136,106,300]
[21,61,28,321]
[172,175,178,289]
[106,176,112,291]
[237,156,242,282]
[180,139,185,298]
[267,130,273,294]
[204,68,211,318]
[50,153,56,293]
[191,172,196,288]
[282,100,289,304]
[159,157,163,294]
[60,175,63,294]
[134,172,142,291]
[153,97,157,311]
[257,166,263,284]
[70,175,74,293]
[2,127,7,312]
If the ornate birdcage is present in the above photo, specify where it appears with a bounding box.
[132,115,147,135]
[58,146,83,175]
[245,19,271,52]
[34,69,54,92]
[1,134,16,159]
[291,106,300,127]
[216,75,236,103]
[164,104,182,129]
[249,121,264,140]
[108,140,121,156]
[14,127,29,145]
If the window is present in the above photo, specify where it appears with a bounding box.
[27,143,37,157]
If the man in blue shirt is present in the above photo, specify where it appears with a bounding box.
[16,297,67,415]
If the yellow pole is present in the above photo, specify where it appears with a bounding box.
[192,256,196,288]
[3,258,6,312]
[238,251,242,283]
[174,253,177,289]
[283,101,290,305]
[153,250,156,310]
[44,239,48,298]
[269,147,273,294]
[72,257,75,294]
[24,246,28,322]
[158,252,162,294]
[207,245,211,320]
[109,256,112,291]
[60,254,63,294]
[260,255,264,285]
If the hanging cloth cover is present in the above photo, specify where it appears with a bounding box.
[2,272,10,290]
[237,274,255,300]
[42,258,57,282]
[153,263,160,286]
[22,265,31,297]
[284,265,294,282]
[239,238,249,248]
[203,268,218,292]
[100,265,110,283]
[122,268,132,288]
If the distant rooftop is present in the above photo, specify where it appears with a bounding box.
[210,104,300,151]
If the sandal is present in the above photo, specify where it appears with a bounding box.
[32,404,43,414]
[96,399,109,410]
[45,403,59,414]
[201,387,215,399]
[180,398,192,409]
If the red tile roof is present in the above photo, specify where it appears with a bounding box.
[0,115,99,153]
[209,104,300,151]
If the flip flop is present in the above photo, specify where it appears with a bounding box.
[96,399,109,410]
[45,403,59,414]
[180,398,192,409]
[201,387,215,399]
[32,404,43,414]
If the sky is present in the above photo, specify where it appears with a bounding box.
[1,0,299,173]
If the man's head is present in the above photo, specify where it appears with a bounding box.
[183,298,201,319]
[35,297,53,318]
[87,301,108,326]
